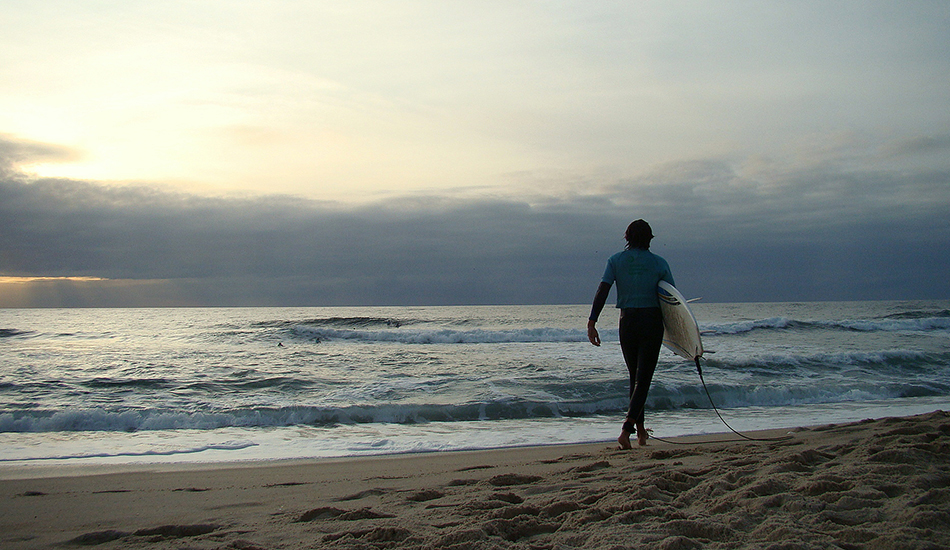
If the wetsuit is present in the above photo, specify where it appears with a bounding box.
[589,248,674,431]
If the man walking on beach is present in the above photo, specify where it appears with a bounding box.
[587,219,674,449]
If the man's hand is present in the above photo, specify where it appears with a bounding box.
[587,320,601,346]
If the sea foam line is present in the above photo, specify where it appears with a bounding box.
[0,440,258,463]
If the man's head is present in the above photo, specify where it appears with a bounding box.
[625,219,654,250]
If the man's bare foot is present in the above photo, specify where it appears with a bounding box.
[618,430,633,450]
[637,424,648,446]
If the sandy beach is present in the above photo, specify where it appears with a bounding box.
[2,411,948,550]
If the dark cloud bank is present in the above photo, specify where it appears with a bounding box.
[2,137,948,307]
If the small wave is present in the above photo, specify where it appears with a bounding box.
[82,378,173,390]
[0,440,258,463]
[829,317,950,332]
[704,316,950,335]
[0,328,34,338]
[882,309,950,320]
[703,317,795,335]
[664,380,944,411]
[705,349,937,372]
[230,376,317,391]
[0,397,636,433]
[258,316,410,330]
[292,325,588,344]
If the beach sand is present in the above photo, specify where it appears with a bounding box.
[2,411,948,550]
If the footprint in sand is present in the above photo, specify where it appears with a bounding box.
[296,507,393,523]
[406,489,444,502]
[68,524,219,545]
[486,473,543,487]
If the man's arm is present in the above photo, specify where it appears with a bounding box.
[587,281,611,346]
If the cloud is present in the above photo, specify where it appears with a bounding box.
[0,133,81,178]
[884,135,950,158]
[1,133,948,307]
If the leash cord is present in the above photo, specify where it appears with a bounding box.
[646,356,791,445]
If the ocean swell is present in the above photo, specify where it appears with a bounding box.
[293,325,588,344]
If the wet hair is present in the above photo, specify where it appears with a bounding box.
[624,219,654,250]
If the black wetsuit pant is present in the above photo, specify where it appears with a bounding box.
[619,307,664,432]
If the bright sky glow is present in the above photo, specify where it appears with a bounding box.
[0,277,107,284]
[4,1,946,202]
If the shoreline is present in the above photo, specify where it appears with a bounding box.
[3,411,949,549]
[0,425,807,482]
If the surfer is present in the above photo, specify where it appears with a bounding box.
[587,219,674,449]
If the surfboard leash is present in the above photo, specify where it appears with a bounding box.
[642,356,791,445]
[692,356,791,443]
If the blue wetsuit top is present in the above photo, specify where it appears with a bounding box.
[601,249,674,309]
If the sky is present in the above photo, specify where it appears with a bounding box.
[1,1,949,307]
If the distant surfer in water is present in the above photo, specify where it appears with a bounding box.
[588,219,674,449]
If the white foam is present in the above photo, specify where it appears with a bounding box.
[4,397,949,468]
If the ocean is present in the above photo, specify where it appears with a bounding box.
[1,300,949,468]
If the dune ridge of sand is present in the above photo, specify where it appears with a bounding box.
[2,411,949,549]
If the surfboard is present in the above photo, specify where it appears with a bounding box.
[657,280,703,361]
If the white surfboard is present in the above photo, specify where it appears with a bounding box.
[657,280,703,361]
